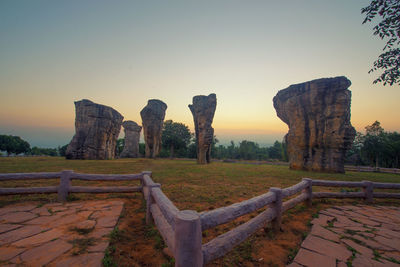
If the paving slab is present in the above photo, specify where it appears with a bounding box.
[287,205,400,267]
[0,200,124,266]
[292,248,336,267]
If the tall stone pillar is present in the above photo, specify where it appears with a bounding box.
[189,94,217,164]
[66,99,123,160]
[140,99,167,158]
[120,121,142,158]
[273,76,356,173]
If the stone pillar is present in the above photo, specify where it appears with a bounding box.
[65,99,123,160]
[120,121,142,158]
[140,100,167,158]
[273,77,356,173]
[174,210,203,267]
[188,94,217,164]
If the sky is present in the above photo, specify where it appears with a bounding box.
[0,0,399,148]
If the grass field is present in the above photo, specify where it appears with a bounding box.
[1,157,399,266]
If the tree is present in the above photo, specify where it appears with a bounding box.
[58,144,68,157]
[362,0,400,85]
[161,120,192,158]
[0,135,30,156]
[115,138,125,157]
[361,121,386,167]
[29,147,58,156]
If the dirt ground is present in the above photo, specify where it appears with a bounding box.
[109,195,328,267]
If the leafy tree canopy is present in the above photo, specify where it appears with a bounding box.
[362,0,400,85]
[0,135,30,156]
[162,120,192,158]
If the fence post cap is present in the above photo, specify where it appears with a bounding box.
[302,178,312,182]
[176,210,200,221]
[142,171,152,175]
[269,187,282,192]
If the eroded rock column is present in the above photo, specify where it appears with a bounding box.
[273,77,356,173]
[189,94,217,164]
[140,99,167,158]
[120,121,142,158]
[66,99,123,160]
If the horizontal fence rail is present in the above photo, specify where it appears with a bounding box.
[345,165,400,174]
[1,170,399,267]
[0,170,145,201]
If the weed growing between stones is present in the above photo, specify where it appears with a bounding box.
[103,245,117,267]
[387,256,400,264]
[345,245,358,267]
[327,217,337,227]
[69,237,97,255]
[286,247,299,264]
[373,249,383,262]
[70,226,94,235]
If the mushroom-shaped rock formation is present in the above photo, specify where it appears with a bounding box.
[66,99,124,160]
[120,121,142,158]
[189,93,217,164]
[140,99,167,158]
[273,77,356,173]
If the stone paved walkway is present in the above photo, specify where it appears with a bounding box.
[288,205,400,267]
[0,200,123,266]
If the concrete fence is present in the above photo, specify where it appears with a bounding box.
[0,170,143,202]
[1,171,400,267]
[142,174,400,267]
[345,166,400,174]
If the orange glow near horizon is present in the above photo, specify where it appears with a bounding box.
[0,1,399,148]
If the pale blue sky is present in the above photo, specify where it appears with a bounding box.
[0,0,398,147]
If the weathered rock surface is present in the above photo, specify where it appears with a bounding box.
[66,99,123,160]
[140,100,167,158]
[189,94,217,164]
[273,77,355,173]
[120,121,142,158]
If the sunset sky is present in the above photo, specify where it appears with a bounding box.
[1,0,399,148]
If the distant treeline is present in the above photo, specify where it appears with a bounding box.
[115,138,288,161]
[2,120,399,168]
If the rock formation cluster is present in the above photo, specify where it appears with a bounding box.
[189,94,217,164]
[120,120,142,158]
[273,76,356,173]
[140,99,167,158]
[66,99,123,160]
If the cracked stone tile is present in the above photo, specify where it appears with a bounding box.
[0,212,37,224]
[0,225,47,245]
[301,235,352,261]
[341,238,374,258]
[293,248,336,267]
[0,247,26,261]
[310,224,340,243]
[12,228,64,247]
[0,224,22,234]
[19,239,73,266]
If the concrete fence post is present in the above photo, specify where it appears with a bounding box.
[269,187,283,232]
[57,170,73,202]
[362,180,373,204]
[174,210,203,267]
[145,183,161,225]
[302,178,313,207]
